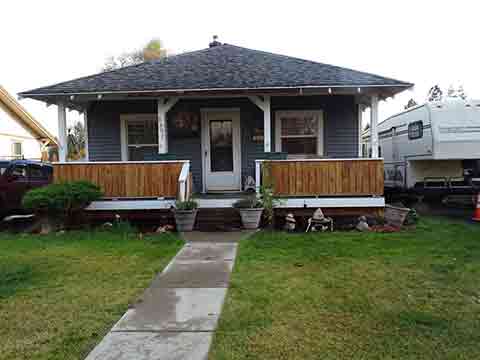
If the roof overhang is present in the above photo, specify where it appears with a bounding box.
[20,83,413,110]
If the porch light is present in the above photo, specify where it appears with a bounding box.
[357,87,361,93]
[97,94,103,100]
[328,88,332,94]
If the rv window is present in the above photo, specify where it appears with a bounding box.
[408,121,423,140]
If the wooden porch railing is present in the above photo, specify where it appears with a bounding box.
[53,161,188,198]
[256,159,384,196]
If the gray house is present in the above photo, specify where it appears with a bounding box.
[20,40,412,214]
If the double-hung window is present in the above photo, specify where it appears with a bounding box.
[275,110,324,156]
[121,114,158,160]
[11,141,23,159]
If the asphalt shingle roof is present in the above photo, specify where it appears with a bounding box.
[21,44,412,96]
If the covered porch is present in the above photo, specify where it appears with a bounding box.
[55,91,383,195]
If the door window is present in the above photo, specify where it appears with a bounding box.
[209,120,233,172]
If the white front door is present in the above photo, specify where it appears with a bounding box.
[202,110,241,192]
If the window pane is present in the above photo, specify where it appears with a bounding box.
[12,142,22,157]
[281,116,317,136]
[282,138,317,154]
[408,121,423,140]
[29,165,45,179]
[210,120,233,172]
[12,166,27,177]
[127,120,158,145]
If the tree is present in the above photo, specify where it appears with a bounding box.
[447,84,467,100]
[427,85,443,102]
[404,98,418,109]
[102,38,167,71]
[68,121,86,160]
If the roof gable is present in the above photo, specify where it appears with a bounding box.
[21,44,412,96]
[0,85,58,145]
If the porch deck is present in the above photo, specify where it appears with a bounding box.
[52,158,384,214]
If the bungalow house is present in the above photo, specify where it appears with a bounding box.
[0,85,58,161]
[19,40,413,220]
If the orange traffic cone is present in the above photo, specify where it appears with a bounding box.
[472,194,480,222]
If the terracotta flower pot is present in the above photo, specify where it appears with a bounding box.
[238,208,264,229]
[174,209,197,232]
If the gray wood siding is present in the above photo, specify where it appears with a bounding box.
[86,96,358,191]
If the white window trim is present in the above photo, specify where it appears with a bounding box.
[120,113,158,161]
[275,110,324,156]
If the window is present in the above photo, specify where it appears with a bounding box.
[12,142,23,159]
[28,164,51,179]
[275,111,324,155]
[121,114,158,161]
[408,121,423,140]
[11,165,27,178]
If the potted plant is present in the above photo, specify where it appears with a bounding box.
[233,197,264,230]
[173,199,198,232]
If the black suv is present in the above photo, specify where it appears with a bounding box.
[0,160,53,217]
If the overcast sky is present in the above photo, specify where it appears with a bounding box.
[1,0,478,135]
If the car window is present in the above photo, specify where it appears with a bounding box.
[0,166,6,176]
[29,165,47,179]
[11,165,27,178]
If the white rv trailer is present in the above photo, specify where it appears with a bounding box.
[362,99,480,198]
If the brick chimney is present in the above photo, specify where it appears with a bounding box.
[209,35,222,48]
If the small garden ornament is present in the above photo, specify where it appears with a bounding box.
[284,213,296,232]
[306,208,333,232]
[356,216,370,232]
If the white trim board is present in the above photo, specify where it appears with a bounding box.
[86,197,385,211]
[53,160,190,165]
[255,158,383,163]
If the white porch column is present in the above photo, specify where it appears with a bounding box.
[157,97,179,154]
[263,96,271,152]
[83,110,89,161]
[357,104,365,157]
[370,95,379,158]
[248,95,271,152]
[57,103,67,162]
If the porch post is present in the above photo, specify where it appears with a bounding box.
[358,104,364,157]
[370,95,379,158]
[57,103,67,162]
[247,95,271,152]
[157,97,179,154]
[157,100,168,154]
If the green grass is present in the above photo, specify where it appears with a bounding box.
[0,230,183,360]
[210,217,480,360]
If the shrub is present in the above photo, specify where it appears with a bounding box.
[175,199,198,211]
[22,181,102,227]
[233,197,263,209]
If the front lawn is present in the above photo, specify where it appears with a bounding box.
[210,217,480,359]
[0,230,183,360]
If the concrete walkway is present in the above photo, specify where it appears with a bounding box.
[85,231,251,360]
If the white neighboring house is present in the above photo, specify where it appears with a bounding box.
[0,85,58,161]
